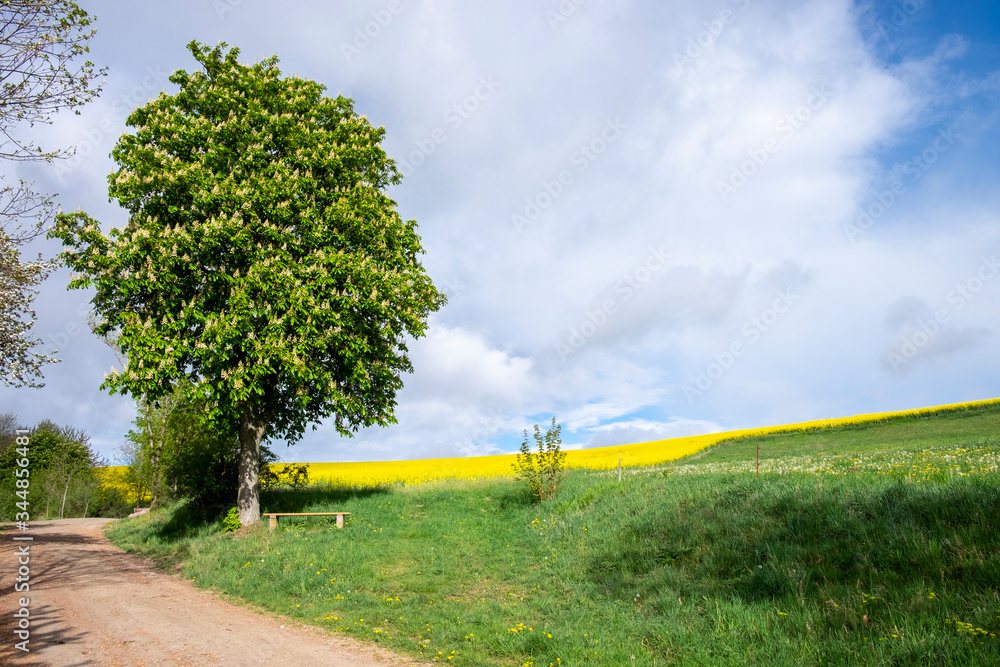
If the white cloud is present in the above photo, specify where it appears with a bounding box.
[2,0,997,463]
[583,417,724,449]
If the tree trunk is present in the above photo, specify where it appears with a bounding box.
[237,409,267,526]
[146,398,165,509]
[60,468,76,518]
[149,449,160,507]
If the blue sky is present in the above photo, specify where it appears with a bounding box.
[2,0,998,463]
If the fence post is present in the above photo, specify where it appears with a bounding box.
[618,458,622,483]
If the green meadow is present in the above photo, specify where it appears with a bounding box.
[107,403,1000,665]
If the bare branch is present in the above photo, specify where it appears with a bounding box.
[0,1,105,387]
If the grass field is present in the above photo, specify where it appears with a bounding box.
[106,401,1000,665]
[684,399,1000,466]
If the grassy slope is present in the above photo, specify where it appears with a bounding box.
[682,400,1000,465]
[106,407,1000,666]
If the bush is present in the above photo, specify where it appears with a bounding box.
[261,462,310,491]
[92,483,133,518]
[222,507,241,532]
[512,417,566,502]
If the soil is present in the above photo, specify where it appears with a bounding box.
[0,518,425,666]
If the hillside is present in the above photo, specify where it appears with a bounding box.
[679,398,1000,465]
[106,401,1000,665]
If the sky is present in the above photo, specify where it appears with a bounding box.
[2,0,998,464]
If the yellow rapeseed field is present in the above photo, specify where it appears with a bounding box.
[95,466,142,503]
[100,398,999,491]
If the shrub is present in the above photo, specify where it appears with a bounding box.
[222,507,241,532]
[260,462,310,491]
[513,417,566,502]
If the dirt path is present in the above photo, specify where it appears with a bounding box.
[0,518,424,666]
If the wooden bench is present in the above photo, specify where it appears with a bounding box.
[263,512,350,531]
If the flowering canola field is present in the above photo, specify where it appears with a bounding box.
[280,398,1000,487]
[99,398,998,491]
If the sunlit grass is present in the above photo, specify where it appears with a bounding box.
[655,439,1000,482]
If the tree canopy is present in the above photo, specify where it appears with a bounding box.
[50,41,446,524]
[0,0,105,387]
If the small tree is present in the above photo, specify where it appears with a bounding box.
[125,377,285,509]
[134,385,185,508]
[74,468,101,518]
[115,439,152,506]
[512,417,566,502]
[38,467,59,518]
[0,418,113,520]
[0,421,93,518]
[47,451,88,518]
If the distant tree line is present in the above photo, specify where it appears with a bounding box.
[0,392,310,522]
[0,415,130,520]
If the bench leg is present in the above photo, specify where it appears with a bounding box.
[336,514,344,528]
[269,515,277,531]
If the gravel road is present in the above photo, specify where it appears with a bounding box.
[0,518,422,666]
